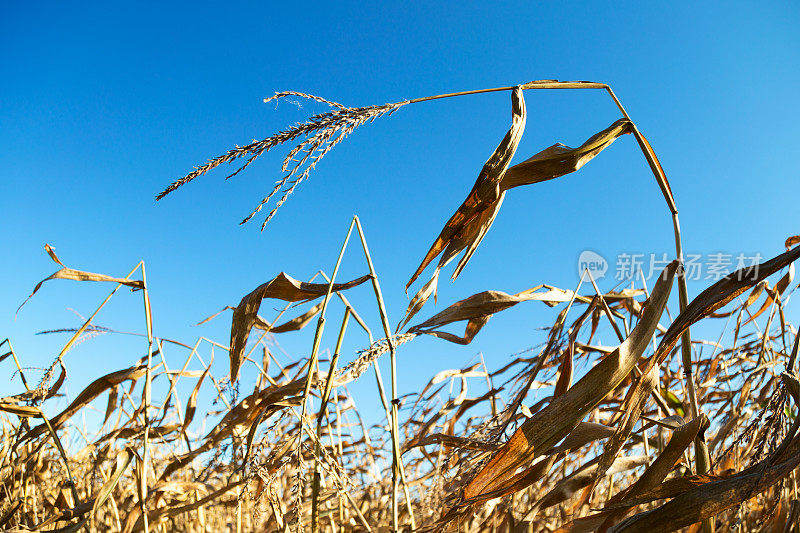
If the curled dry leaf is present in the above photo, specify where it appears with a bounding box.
[401,86,527,327]
[182,364,211,431]
[611,446,800,533]
[553,345,574,398]
[656,244,800,360]
[561,416,708,532]
[534,455,649,521]
[253,302,323,333]
[461,261,677,503]
[743,261,794,326]
[403,433,497,453]
[590,365,659,492]
[547,422,616,456]
[403,284,640,343]
[229,272,370,380]
[17,244,144,314]
[403,114,632,326]
[22,364,148,442]
[198,301,323,334]
[615,244,800,465]
[407,289,540,344]
[160,376,308,480]
[708,279,766,318]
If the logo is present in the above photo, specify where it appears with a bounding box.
[578,250,608,280]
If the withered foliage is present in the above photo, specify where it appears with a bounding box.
[4,81,800,533]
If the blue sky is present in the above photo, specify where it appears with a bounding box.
[2,2,799,428]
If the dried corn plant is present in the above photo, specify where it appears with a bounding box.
[4,80,800,533]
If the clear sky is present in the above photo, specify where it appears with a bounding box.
[2,2,799,428]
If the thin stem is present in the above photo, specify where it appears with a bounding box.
[312,308,350,532]
[54,262,144,369]
[354,216,416,532]
[141,262,154,533]
[302,217,355,533]
[2,340,31,392]
[585,269,625,343]
[399,79,607,106]
[39,412,79,504]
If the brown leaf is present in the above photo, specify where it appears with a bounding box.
[253,302,323,333]
[553,345,574,398]
[402,87,527,323]
[708,280,766,318]
[612,450,800,533]
[590,365,658,492]
[23,364,148,442]
[18,244,144,314]
[656,245,800,360]
[535,455,649,519]
[592,416,708,532]
[500,118,632,190]
[160,377,307,480]
[182,364,211,431]
[407,289,541,344]
[462,261,676,502]
[618,245,800,461]
[547,422,616,455]
[405,115,632,329]
[743,262,794,326]
[103,386,118,426]
[229,273,370,380]
[403,433,497,453]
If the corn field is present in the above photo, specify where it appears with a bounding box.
[3,79,800,532]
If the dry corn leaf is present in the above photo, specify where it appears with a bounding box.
[707,279,766,318]
[129,478,249,532]
[404,433,497,453]
[468,454,562,503]
[0,401,43,418]
[160,376,308,480]
[22,364,148,442]
[656,245,800,361]
[534,455,649,519]
[406,288,542,344]
[500,118,633,190]
[462,261,676,502]
[98,424,181,444]
[590,364,659,492]
[612,449,800,533]
[18,244,144,314]
[253,302,323,333]
[586,416,708,532]
[597,417,708,518]
[103,386,118,426]
[553,345,574,397]
[229,273,370,380]
[618,245,800,460]
[403,115,632,327]
[182,364,211,431]
[92,447,134,513]
[743,262,794,326]
[401,87,526,325]
[547,422,616,455]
